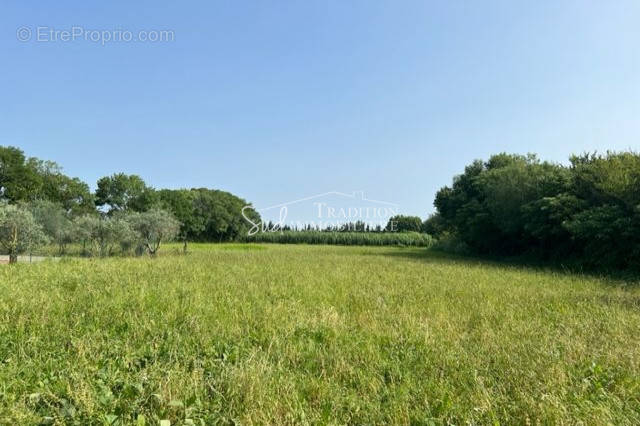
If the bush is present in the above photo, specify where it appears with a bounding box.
[242,231,434,247]
[433,151,640,269]
[386,215,423,232]
[421,213,447,237]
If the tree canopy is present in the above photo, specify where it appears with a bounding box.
[386,215,423,232]
[433,151,640,269]
[0,146,94,214]
[95,173,157,214]
[157,188,260,242]
[127,209,180,255]
[0,146,261,245]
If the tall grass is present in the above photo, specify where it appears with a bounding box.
[241,231,435,247]
[1,244,639,424]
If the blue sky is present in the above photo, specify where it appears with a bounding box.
[1,1,638,219]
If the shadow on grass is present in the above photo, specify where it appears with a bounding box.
[367,247,640,287]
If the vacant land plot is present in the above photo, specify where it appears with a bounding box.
[0,244,639,424]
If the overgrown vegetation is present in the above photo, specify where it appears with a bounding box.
[432,151,640,269]
[4,146,640,271]
[0,202,180,261]
[1,244,638,424]
[242,230,434,247]
[0,146,260,244]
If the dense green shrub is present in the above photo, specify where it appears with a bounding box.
[386,215,423,232]
[434,151,640,269]
[421,213,446,236]
[242,231,434,247]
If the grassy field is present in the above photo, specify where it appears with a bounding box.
[1,244,639,425]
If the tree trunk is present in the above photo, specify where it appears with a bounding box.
[146,243,157,257]
[9,226,18,264]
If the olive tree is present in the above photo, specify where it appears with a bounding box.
[73,215,99,256]
[127,209,180,256]
[26,200,75,254]
[73,214,135,257]
[0,204,49,263]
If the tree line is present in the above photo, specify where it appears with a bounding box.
[427,151,640,270]
[4,145,638,269]
[0,146,260,262]
[259,215,427,233]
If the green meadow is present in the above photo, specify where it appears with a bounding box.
[1,244,639,425]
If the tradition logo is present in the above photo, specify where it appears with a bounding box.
[242,191,399,236]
